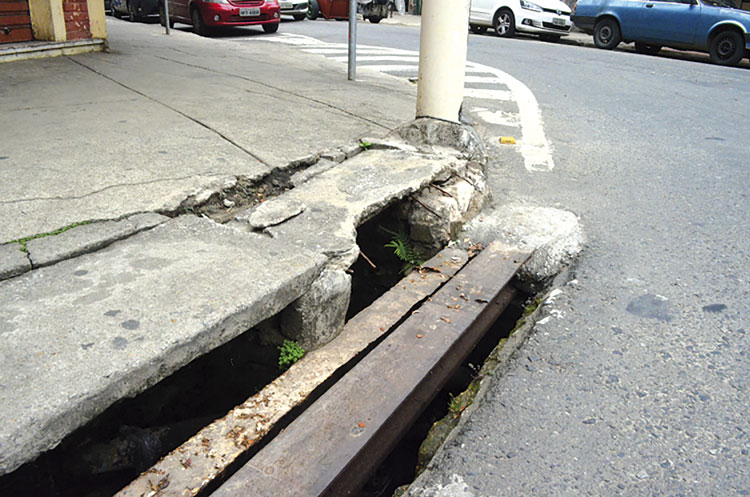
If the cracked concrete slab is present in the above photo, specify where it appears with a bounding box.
[0,215,327,475]
[0,20,416,244]
[26,213,169,269]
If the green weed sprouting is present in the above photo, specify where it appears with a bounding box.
[11,220,94,253]
[359,140,373,150]
[381,227,425,274]
[278,340,305,370]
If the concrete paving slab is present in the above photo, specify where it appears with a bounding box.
[0,215,327,475]
[0,19,416,244]
[0,244,30,280]
[0,55,265,243]
[26,213,169,269]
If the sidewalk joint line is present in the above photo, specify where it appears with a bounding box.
[65,57,271,167]
[0,171,234,205]
[150,54,391,131]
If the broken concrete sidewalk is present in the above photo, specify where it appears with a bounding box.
[0,141,476,476]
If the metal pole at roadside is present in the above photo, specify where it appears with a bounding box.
[164,0,171,34]
[348,0,357,80]
[416,0,469,122]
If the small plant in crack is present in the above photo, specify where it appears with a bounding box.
[359,140,373,150]
[278,340,305,370]
[11,221,94,253]
[381,226,424,274]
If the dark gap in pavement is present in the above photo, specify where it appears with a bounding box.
[0,323,285,497]
[348,202,437,319]
[356,290,529,497]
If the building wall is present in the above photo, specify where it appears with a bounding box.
[20,0,104,43]
[62,0,90,39]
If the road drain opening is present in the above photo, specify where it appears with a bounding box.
[348,203,434,319]
[356,290,530,497]
[0,322,287,497]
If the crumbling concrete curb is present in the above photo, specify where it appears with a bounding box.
[26,213,169,269]
[0,243,30,280]
[460,204,584,283]
[281,268,352,350]
[389,118,488,164]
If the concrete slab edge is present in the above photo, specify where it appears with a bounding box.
[0,138,373,282]
[0,39,106,63]
[0,213,169,282]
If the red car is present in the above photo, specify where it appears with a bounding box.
[160,0,280,35]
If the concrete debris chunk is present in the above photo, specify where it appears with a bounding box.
[239,199,306,229]
[290,159,337,187]
[460,204,584,283]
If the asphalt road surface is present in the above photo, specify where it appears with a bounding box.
[260,19,750,496]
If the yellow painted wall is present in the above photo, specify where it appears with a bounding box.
[28,0,67,41]
[87,0,107,39]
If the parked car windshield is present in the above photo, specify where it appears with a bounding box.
[701,0,737,8]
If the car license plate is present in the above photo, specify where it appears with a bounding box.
[280,1,292,8]
[240,7,260,16]
[553,17,566,26]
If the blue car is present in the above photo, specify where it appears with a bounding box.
[571,0,750,66]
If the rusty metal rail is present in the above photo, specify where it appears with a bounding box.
[213,243,530,497]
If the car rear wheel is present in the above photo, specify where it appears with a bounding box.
[127,1,141,22]
[112,6,122,18]
[293,13,306,20]
[634,42,661,55]
[263,22,279,33]
[709,30,744,66]
[493,9,515,38]
[470,24,487,35]
[307,0,319,19]
[593,18,621,49]
[191,7,209,36]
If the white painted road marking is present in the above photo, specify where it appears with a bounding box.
[256,33,555,172]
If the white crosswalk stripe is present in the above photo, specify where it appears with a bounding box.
[253,33,555,172]
[329,55,421,63]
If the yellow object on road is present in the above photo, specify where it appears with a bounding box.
[500,136,517,144]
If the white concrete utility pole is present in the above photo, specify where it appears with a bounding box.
[348,0,357,80]
[416,0,470,123]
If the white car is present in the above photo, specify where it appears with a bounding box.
[469,0,572,40]
[280,0,308,20]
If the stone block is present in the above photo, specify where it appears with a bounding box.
[0,215,326,475]
[281,268,352,350]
